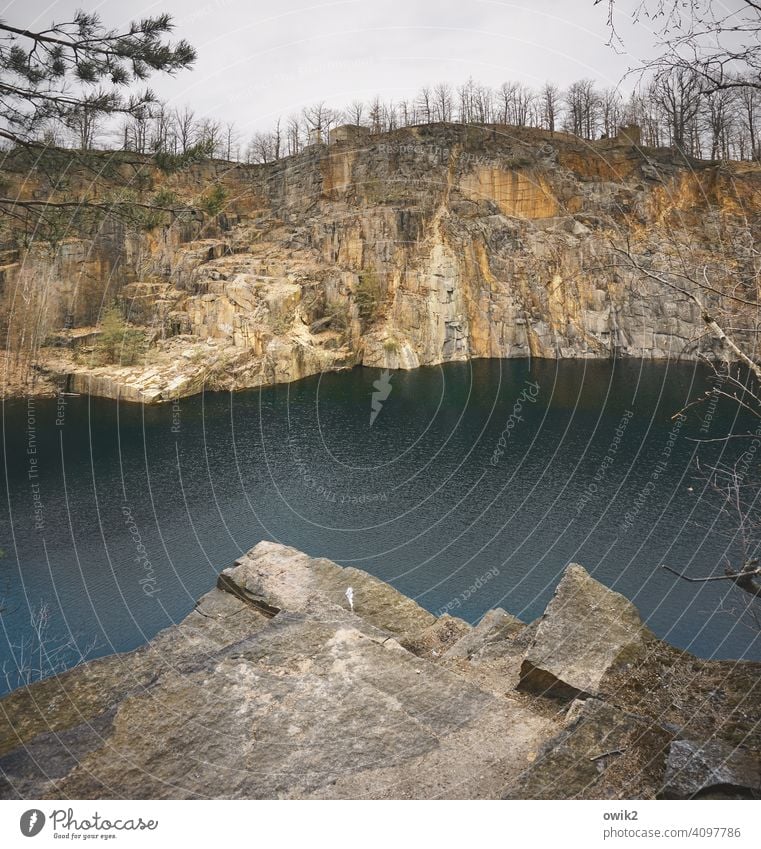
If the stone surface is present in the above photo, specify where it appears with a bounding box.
[219,540,438,640]
[445,607,525,660]
[661,738,761,799]
[399,614,472,659]
[505,698,670,800]
[1,542,758,800]
[518,564,652,698]
[0,542,554,800]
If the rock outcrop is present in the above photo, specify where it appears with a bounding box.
[1,542,758,799]
[505,698,671,800]
[518,563,653,698]
[661,738,761,799]
[3,124,761,401]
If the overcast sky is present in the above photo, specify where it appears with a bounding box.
[6,0,663,136]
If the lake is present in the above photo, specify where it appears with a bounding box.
[1,357,760,695]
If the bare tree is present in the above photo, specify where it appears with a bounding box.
[286,113,302,155]
[433,83,453,122]
[596,2,761,611]
[625,91,663,146]
[702,88,736,159]
[565,79,599,139]
[224,121,239,161]
[247,131,275,163]
[149,104,173,153]
[347,100,365,125]
[66,102,102,149]
[302,101,340,143]
[471,82,494,123]
[540,82,561,132]
[2,603,99,692]
[663,460,761,601]
[417,86,433,124]
[614,237,761,606]
[398,98,415,127]
[383,100,398,131]
[598,1,761,94]
[272,117,282,160]
[123,108,150,152]
[515,83,535,126]
[199,118,223,156]
[173,105,197,153]
[736,83,760,160]
[649,68,702,153]
[599,86,623,138]
[368,96,382,133]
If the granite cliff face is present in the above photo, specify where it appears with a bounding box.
[1,542,759,799]
[3,124,761,401]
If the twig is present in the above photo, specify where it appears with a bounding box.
[590,748,624,761]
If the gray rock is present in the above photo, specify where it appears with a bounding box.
[399,613,472,659]
[445,607,524,659]
[2,543,758,801]
[661,738,761,799]
[518,564,652,699]
[505,698,669,800]
[220,540,437,640]
[0,542,555,800]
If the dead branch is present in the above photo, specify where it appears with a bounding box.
[613,244,761,384]
[661,564,761,598]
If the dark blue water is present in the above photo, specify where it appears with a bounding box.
[1,358,760,695]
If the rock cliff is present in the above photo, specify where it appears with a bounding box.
[1,542,758,799]
[2,124,761,401]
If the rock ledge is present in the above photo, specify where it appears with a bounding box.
[0,544,758,800]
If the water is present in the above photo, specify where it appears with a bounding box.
[2,357,760,695]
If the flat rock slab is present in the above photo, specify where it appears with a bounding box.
[519,564,652,699]
[219,541,437,640]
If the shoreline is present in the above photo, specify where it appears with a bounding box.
[2,347,724,406]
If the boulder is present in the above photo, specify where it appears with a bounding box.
[661,738,761,799]
[218,540,438,641]
[518,564,652,699]
[505,698,669,800]
[445,607,525,659]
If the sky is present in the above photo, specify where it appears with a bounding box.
[4,0,665,136]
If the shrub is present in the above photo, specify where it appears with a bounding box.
[154,141,213,174]
[95,307,147,366]
[326,303,351,342]
[355,270,385,323]
[199,184,227,217]
[152,188,177,208]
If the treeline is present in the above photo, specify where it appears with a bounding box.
[31,70,761,164]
